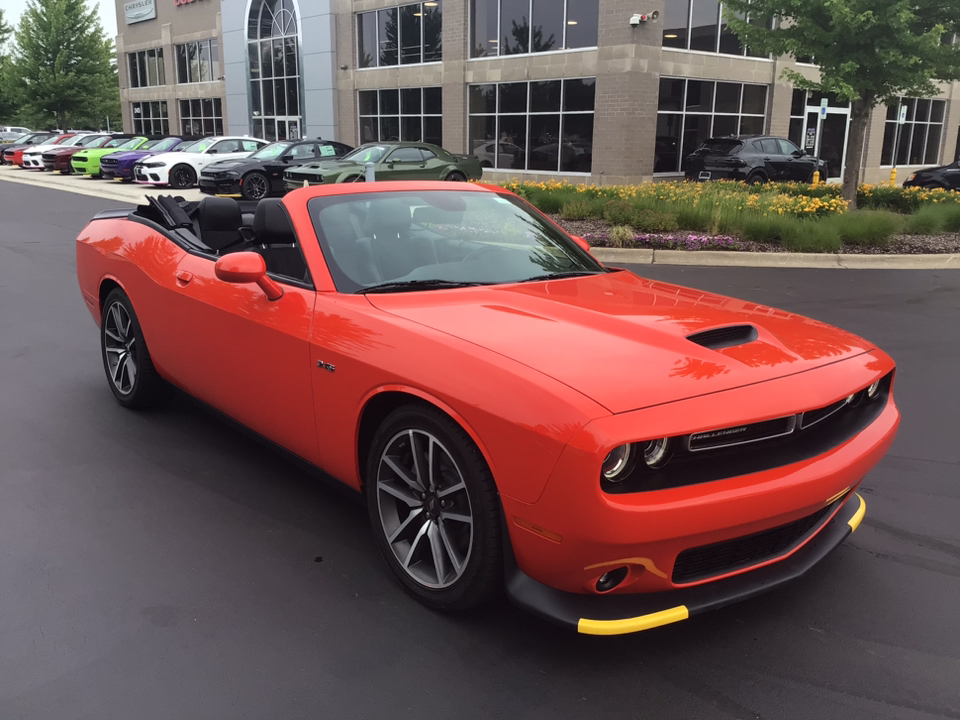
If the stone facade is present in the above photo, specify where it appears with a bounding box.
[115,0,226,135]
[115,0,960,184]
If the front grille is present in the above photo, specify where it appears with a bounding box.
[672,501,838,584]
[42,152,57,160]
[689,415,795,451]
[101,157,119,167]
[687,324,758,349]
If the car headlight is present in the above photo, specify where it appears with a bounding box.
[141,161,166,168]
[601,444,634,481]
[866,379,882,399]
[642,438,671,468]
[908,173,916,182]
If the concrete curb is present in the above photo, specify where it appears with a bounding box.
[3,168,958,269]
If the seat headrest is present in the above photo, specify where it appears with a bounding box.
[196,197,243,250]
[253,198,296,245]
[364,198,412,236]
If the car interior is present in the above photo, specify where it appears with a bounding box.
[134,195,311,285]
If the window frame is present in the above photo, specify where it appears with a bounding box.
[357,1,443,69]
[131,101,170,136]
[175,39,220,85]
[358,87,444,145]
[880,96,947,167]
[127,48,165,88]
[468,0,599,59]
[661,0,773,59]
[179,98,225,137]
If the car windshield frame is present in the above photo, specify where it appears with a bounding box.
[307,189,605,294]
[182,138,215,153]
[250,141,293,160]
[341,145,390,164]
[112,138,145,150]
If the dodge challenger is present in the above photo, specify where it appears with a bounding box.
[75,182,898,635]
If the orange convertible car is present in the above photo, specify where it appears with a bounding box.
[76,182,898,635]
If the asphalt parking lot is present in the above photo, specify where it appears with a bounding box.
[1,180,958,719]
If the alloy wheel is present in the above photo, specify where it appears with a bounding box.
[376,429,474,589]
[245,173,269,199]
[102,301,138,395]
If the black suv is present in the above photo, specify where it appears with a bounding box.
[902,162,960,190]
[685,135,828,184]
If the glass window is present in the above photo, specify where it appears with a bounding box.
[131,101,170,136]
[379,8,399,65]
[248,0,303,142]
[655,78,767,173]
[880,96,946,166]
[358,3,442,68]
[400,4,422,64]
[179,98,223,138]
[664,0,765,56]
[471,0,596,57]
[358,12,377,68]
[388,147,424,162]
[360,87,443,145]
[689,0,720,52]
[423,3,443,61]
[128,49,164,88]
[778,139,800,155]
[759,138,778,154]
[663,0,689,48]
[468,78,595,173]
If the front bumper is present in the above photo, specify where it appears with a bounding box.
[22,155,44,168]
[199,176,241,195]
[134,165,170,185]
[71,158,98,175]
[507,492,865,635]
[284,176,320,193]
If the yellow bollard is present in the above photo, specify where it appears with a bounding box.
[812,170,820,186]
[889,167,897,187]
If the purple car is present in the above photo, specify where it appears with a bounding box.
[101,137,197,181]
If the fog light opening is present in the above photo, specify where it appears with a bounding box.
[596,566,629,593]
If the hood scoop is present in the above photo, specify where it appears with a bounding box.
[687,324,758,350]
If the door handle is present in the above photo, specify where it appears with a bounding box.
[176,270,193,285]
[419,164,425,168]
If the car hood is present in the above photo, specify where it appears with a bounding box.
[288,160,351,175]
[107,150,155,163]
[25,143,64,153]
[365,270,874,414]
[203,159,254,173]
[146,151,201,165]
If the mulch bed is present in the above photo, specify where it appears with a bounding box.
[550,215,960,254]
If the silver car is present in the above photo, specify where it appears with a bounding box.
[0,126,32,142]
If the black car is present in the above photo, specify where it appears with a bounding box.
[0,132,58,164]
[685,135,828,184]
[198,138,353,200]
[902,162,960,190]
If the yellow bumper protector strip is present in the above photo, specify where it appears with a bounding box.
[577,605,689,636]
[847,493,866,531]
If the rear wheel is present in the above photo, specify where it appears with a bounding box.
[100,289,169,409]
[366,404,502,610]
[746,172,767,185]
[241,171,270,200]
[169,164,196,189]
[446,171,467,182]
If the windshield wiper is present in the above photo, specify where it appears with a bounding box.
[517,271,606,283]
[356,279,488,294]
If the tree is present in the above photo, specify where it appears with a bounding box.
[724,0,960,206]
[0,9,15,120]
[8,0,120,130]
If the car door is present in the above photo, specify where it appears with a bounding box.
[777,139,814,181]
[196,139,241,172]
[170,250,320,461]
[757,138,785,180]
[418,147,448,179]
[268,143,318,191]
[381,146,427,179]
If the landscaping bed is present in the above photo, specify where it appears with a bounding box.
[493,179,960,253]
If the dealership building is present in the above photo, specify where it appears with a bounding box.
[115,0,960,184]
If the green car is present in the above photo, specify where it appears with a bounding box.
[71,136,149,177]
[283,142,482,192]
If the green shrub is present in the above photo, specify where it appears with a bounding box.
[674,206,712,232]
[740,216,803,246]
[828,210,904,247]
[859,186,925,213]
[560,198,603,220]
[633,209,679,233]
[608,225,635,247]
[602,199,637,225]
[783,221,842,252]
[904,204,948,235]
[941,205,960,232]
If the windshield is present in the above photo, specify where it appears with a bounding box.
[182,138,214,153]
[114,138,144,150]
[63,135,90,146]
[85,136,113,148]
[251,141,292,159]
[309,190,604,293]
[692,139,743,156]
[142,137,175,151]
[342,145,389,163]
[79,135,107,146]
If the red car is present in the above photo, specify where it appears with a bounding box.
[75,183,898,634]
[43,134,128,173]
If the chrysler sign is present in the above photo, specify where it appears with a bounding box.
[124,0,156,24]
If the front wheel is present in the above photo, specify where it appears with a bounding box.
[446,171,467,182]
[746,172,767,185]
[169,164,196,190]
[366,404,503,610]
[241,171,270,200]
[100,289,169,409]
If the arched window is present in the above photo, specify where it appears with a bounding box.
[248,0,302,141]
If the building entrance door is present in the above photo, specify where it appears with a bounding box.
[802,106,851,182]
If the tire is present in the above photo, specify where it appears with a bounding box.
[241,171,270,200]
[342,175,365,183]
[100,289,170,409]
[365,404,503,610]
[446,171,467,182]
[746,172,767,185]
[169,164,196,190]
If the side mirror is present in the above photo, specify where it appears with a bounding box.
[792,149,804,158]
[570,234,591,253]
[214,251,284,301]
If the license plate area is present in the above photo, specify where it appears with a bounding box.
[698,171,712,180]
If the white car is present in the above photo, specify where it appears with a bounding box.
[134,136,267,189]
[21,133,92,169]
[0,126,32,142]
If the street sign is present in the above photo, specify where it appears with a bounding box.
[820,98,829,108]
[821,106,827,118]
[899,105,908,124]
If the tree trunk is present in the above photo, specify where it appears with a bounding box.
[842,93,875,209]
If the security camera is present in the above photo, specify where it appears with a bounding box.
[630,10,660,26]
[629,13,643,26]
